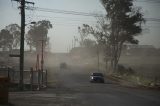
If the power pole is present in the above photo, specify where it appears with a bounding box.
[19,0,25,90]
[72,40,73,49]
[12,0,34,90]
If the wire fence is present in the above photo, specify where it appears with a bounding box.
[0,67,47,90]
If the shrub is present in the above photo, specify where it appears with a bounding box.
[117,64,135,76]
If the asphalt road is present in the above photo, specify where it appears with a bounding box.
[56,67,160,106]
[9,66,160,106]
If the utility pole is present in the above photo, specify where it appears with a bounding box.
[12,0,34,90]
[19,0,25,90]
[72,39,73,49]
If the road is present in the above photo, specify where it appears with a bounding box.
[56,67,160,106]
[9,66,160,106]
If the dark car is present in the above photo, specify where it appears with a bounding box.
[60,62,67,69]
[90,72,104,83]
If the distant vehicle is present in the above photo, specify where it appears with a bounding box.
[90,72,104,83]
[60,62,67,69]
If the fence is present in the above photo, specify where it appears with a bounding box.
[0,67,47,90]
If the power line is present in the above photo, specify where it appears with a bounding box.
[32,14,160,22]
[26,14,97,23]
[26,14,160,23]
[25,6,160,23]
[146,18,160,22]
[27,14,95,20]
[137,0,160,4]
[26,6,104,17]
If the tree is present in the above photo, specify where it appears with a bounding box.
[0,29,13,51]
[78,25,90,47]
[78,0,145,72]
[83,39,96,47]
[5,24,21,49]
[26,20,52,52]
[100,0,145,71]
[0,24,21,51]
[78,24,102,48]
[78,20,110,71]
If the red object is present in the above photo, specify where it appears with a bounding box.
[0,77,10,104]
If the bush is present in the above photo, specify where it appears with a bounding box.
[117,64,135,76]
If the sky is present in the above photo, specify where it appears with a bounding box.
[0,0,160,53]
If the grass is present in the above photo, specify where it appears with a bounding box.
[112,71,160,88]
[117,55,160,86]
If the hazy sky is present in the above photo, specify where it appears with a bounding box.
[0,0,160,52]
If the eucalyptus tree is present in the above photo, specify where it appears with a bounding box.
[5,24,21,49]
[0,29,13,51]
[100,0,145,71]
[0,24,21,51]
[26,20,52,52]
[78,0,145,72]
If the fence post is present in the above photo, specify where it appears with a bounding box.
[38,69,40,90]
[12,69,14,83]
[45,70,47,87]
[7,67,10,78]
[30,67,33,91]
[41,69,44,88]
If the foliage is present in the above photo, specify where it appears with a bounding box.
[0,24,20,51]
[83,39,96,47]
[5,24,21,49]
[26,20,52,52]
[78,24,103,47]
[78,0,145,72]
[78,25,90,47]
[0,29,13,51]
[117,64,135,76]
[100,0,145,71]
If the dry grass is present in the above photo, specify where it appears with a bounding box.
[119,56,160,79]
